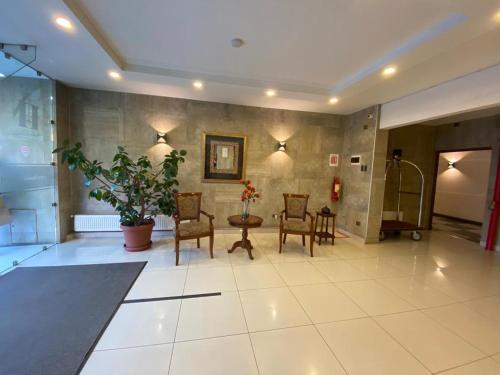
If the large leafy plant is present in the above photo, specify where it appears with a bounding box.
[54,142,186,226]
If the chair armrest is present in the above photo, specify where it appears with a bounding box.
[172,213,181,227]
[200,210,214,220]
[200,210,214,231]
[305,211,315,232]
[279,210,286,219]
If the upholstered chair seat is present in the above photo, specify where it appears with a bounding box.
[282,219,311,232]
[279,193,315,257]
[174,192,214,266]
[178,221,211,237]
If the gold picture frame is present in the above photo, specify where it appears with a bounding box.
[202,132,247,183]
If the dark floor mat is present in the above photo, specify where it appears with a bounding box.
[0,262,146,375]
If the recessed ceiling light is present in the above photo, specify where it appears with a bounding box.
[266,89,276,97]
[55,16,73,30]
[108,70,121,80]
[193,80,203,89]
[382,66,397,77]
[494,10,500,21]
[329,97,339,104]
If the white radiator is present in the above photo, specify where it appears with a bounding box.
[73,214,174,232]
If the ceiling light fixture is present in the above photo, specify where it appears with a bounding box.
[108,70,121,80]
[231,38,244,48]
[494,10,500,22]
[266,89,276,97]
[382,66,397,77]
[329,97,339,104]
[193,80,203,89]
[55,16,73,30]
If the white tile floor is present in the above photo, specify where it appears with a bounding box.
[15,229,500,374]
[0,243,51,273]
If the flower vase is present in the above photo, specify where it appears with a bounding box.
[242,200,250,220]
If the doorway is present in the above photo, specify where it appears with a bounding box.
[431,148,492,243]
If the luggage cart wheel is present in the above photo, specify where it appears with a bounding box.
[411,231,422,241]
[379,231,385,241]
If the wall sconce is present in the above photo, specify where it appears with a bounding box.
[447,161,456,169]
[277,141,287,152]
[156,132,168,144]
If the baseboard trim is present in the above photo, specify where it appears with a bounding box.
[433,213,482,226]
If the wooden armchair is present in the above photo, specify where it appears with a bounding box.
[173,192,214,266]
[279,193,315,257]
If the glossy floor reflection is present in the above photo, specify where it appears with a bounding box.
[15,230,500,374]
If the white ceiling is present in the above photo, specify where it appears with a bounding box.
[1,0,500,114]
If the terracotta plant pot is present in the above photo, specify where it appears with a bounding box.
[120,223,154,251]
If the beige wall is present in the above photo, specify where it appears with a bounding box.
[67,88,344,228]
[434,150,491,223]
[435,117,500,245]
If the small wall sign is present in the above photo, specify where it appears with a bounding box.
[329,154,339,167]
[350,155,361,165]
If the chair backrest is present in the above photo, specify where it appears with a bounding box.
[175,192,202,220]
[283,193,309,220]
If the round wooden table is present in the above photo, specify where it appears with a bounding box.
[227,215,263,260]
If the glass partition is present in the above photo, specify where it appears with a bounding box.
[0,47,56,273]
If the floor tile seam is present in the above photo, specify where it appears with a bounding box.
[318,274,469,371]
[284,276,349,374]
[416,304,500,358]
[229,258,262,375]
[430,355,491,374]
[167,249,191,375]
[94,341,174,353]
[369,278,457,310]
[368,315,435,374]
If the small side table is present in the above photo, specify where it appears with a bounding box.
[315,211,336,245]
[227,215,263,260]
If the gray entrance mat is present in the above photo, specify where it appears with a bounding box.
[0,262,146,375]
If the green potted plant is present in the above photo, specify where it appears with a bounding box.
[54,142,186,251]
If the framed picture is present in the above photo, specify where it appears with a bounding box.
[329,153,339,167]
[202,132,247,183]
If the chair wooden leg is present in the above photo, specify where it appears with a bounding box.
[197,238,200,248]
[302,235,305,246]
[209,233,214,259]
[309,235,314,257]
[175,238,180,266]
[279,229,283,253]
[283,233,287,244]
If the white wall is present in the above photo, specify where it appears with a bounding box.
[434,150,492,222]
[380,63,500,129]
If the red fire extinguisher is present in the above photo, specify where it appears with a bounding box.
[331,176,341,202]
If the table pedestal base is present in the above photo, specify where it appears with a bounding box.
[228,228,254,260]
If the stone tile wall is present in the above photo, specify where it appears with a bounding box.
[67,88,344,228]
[337,106,383,239]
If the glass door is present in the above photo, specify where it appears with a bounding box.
[0,48,57,273]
